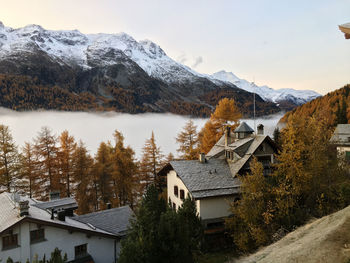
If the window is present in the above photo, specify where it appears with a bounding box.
[172,202,176,210]
[75,244,88,258]
[30,228,45,243]
[2,233,18,250]
[180,189,185,200]
[174,186,178,197]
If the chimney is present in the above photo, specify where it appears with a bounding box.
[224,126,231,146]
[199,153,206,163]
[58,210,66,221]
[257,124,264,135]
[106,203,112,210]
[19,201,29,217]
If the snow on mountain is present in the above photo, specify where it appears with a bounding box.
[0,22,199,84]
[211,71,321,104]
[0,22,320,106]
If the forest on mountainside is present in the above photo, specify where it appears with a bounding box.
[281,84,350,126]
[0,73,280,117]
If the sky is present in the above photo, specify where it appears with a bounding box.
[0,0,349,95]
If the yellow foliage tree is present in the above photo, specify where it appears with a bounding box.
[200,98,241,153]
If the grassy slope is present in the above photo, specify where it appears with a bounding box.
[231,205,350,263]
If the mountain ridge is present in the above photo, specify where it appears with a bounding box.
[0,22,318,116]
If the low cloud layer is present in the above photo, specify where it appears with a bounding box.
[0,108,283,159]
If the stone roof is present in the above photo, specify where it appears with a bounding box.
[0,192,132,237]
[33,197,77,211]
[170,159,241,199]
[330,124,350,145]
[74,206,134,236]
[234,122,254,133]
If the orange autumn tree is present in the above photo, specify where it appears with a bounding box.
[200,98,241,153]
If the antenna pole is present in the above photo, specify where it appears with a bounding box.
[252,81,256,134]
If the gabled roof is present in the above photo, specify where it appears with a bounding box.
[74,206,134,236]
[234,122,254,133]
[169,159,241,199]
[0,192,133,238]
[330,124,350,145]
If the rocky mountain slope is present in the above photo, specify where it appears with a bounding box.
[232,205,350,263]
[211,70,320,108]
[0,22,317,116]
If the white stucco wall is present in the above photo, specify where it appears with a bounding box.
[0,222,119,263]
[167,170,234,220]
[167,170,192,210]
[198,196,234,220]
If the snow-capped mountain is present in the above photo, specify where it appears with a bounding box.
[211,71,321,105]
[0,22,200,84]
[0,22,317,116]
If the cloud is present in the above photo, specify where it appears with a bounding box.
[192,56,203,68]
[176,53,187,64]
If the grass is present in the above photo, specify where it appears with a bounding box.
[197,250,237,263]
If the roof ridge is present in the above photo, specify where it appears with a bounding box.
[76,205,130,218]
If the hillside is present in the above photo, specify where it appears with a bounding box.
[0,22,317,117]
[232,205,350,263]
[281,84,350,125]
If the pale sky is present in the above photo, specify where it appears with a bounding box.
[0,0,349,95]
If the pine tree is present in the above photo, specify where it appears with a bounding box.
[0,125,19,193]
[58,130,77,197]
[176,120,199,160]
[139,132,165,191]
[72,141,94,214]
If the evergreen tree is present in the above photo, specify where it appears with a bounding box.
[119,185,203,263]
[0,125,19,193]
[176,120,199,160]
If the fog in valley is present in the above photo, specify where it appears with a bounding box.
[0,108,284,159]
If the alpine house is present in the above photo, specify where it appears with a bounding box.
[0,192,133,263]
[160,122,278,230]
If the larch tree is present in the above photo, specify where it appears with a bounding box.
[34,127,60,200]
[19,142,38,198]
[226,157,274,251]
[0,125,19,193]
[110,130,138,207]
[200,98,241,154]
[176,120,199,160]
[93,142,113,210]
[139,131,165,191]
[72,141,94,214]
[58,130,77,197]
